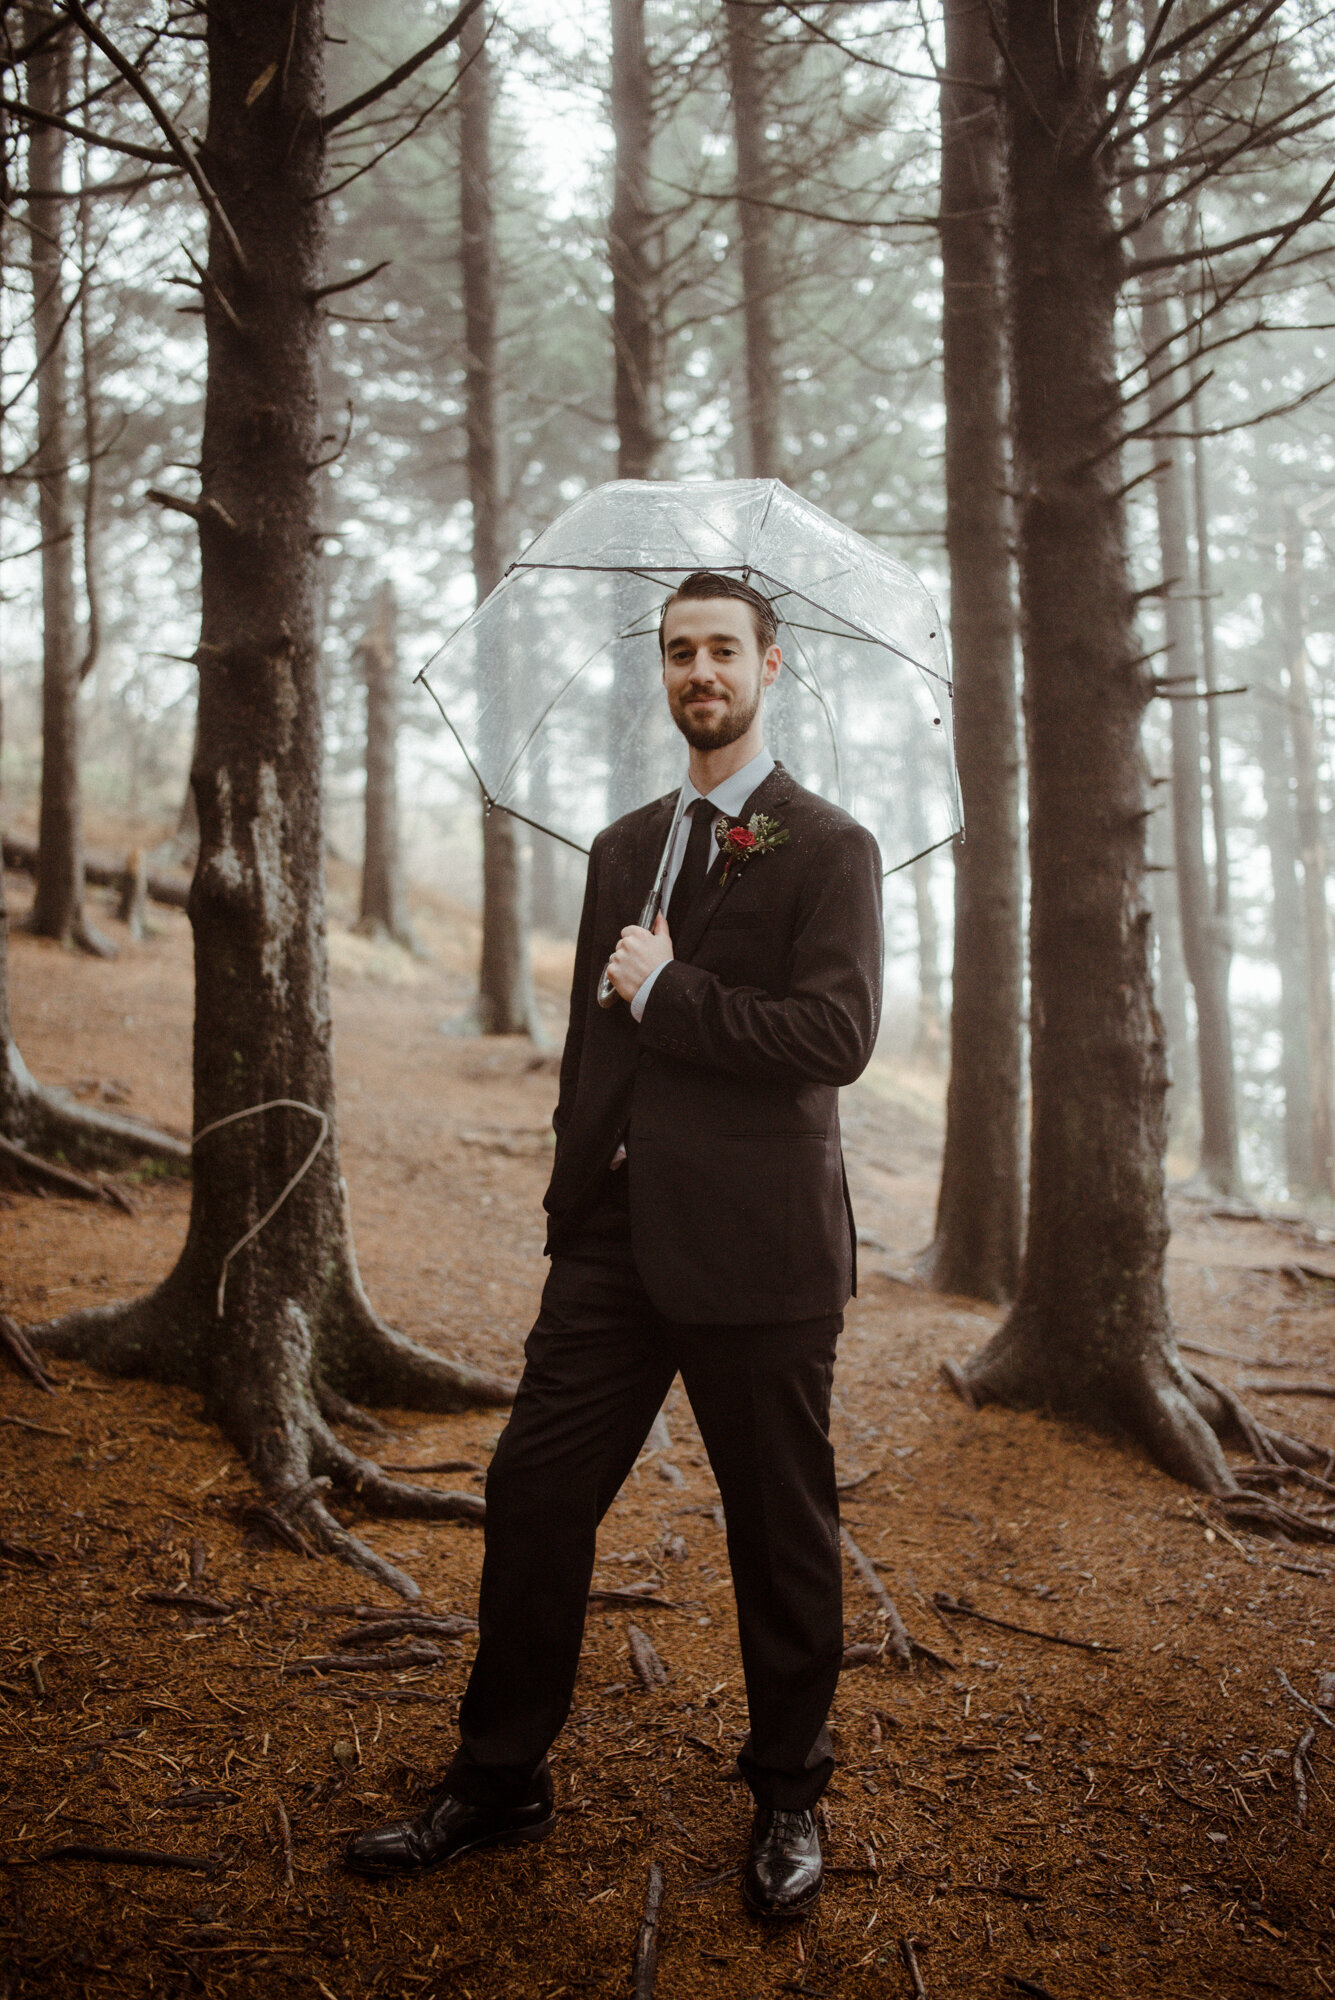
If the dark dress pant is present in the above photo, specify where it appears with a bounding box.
[445,1171,844,1813]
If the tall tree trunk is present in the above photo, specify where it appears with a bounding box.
[1146,757,1193,1148]
[356,580,411,946]
[1283,512,1335,1197]
[23,9,100,952]
[30,0,510,1601]
[723,0,780,480]
[1135,221,1238,1192]
[924,0,1023,1302]
[461,1,535,1035]
[946,0,1238,1491]
[1255,581,1310,1193]
[609,0,656,482]
[910,852,944,1067]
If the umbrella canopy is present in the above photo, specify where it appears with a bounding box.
[417,478,960,874]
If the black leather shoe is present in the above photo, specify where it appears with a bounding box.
[742,1806,823,1918]
[344,1780,555,1876]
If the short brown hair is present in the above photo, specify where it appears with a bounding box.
[658,570,779,655]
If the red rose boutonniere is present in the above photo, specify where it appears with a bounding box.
[715,812,789,880]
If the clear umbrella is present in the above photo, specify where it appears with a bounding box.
[416,478,961,876]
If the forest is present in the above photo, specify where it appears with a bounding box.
[2,0,1335,1994]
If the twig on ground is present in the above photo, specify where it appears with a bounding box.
[628,1624,669,1688]
[632,1860,665,2000]
[273,1797,295,1890]
[1276,1668,1335,1729]
[1244,1380,1335,1400]
[1186,1498,1256,1563]
[0,1536,55,1567]
[137,1589,236,1617]
[333,1616,474,1648]
[18,1844,216,1872]
[281,1645,443,1675]
[0,1412,72,1438]
[239,1502,316,1556]
[1294,1727,1316,1824]
[0,1134,133,1211]
[381,1458,480,1474]
[0,1312,58,1391]
[841,1529,912,1667]
[589,1588,686,1610]
[900,1936,928,1998]
[841,1642,888,1670]
[681,1863,739,1895]
[932,1591,1120,1654]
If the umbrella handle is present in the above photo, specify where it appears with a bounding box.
[596,888,662,1009]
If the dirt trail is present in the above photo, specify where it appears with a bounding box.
[1,866,1333,1999]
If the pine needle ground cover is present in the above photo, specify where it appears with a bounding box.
[1,868,1332,2000]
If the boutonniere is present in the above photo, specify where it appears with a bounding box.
[715,812,790,880]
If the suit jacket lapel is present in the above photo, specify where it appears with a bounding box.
[672,762,796,962]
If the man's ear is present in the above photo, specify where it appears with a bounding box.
[762,644,782,688]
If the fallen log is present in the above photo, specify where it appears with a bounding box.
[2,836,191,911]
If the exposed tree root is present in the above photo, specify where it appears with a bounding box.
[941,1319,1334,1539]
[3,1035,190,1174]
[26,1237,513,1603]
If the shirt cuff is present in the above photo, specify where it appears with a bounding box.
[630,959,669,1022]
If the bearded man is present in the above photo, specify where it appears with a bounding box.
[347,570,883,1918]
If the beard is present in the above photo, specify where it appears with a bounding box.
[669,675,763,751]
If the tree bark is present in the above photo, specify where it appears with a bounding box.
[947,0,1235,1492]
[924,0,1023,1302]
[723,0,780,480]
[461,1,535,1036]
[355,580,411,946]
[1282,512,1334,1197]
[1255,577,1310,1194]
[1137,267,1238,1192]
[609,0,657,483]
[1146,755,1193,1148]
[27,0,512,1602]
[910,853,944,1067]
[23,8,100,953]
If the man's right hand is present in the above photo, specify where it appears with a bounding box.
[606,912,672,1004]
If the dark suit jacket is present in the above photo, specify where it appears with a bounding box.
[544,761,884,1324]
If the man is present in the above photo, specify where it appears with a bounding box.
[347,571,883,1917]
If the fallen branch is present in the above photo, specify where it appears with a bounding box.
[627,1624,669,1689]
[0,1413,72,1438]
[1294,1727,1316,1824]
[281,1644,444,1675]
[1244,1380,1335,1400]
[18,1843,216,1872]
[381,1457,480,1475]
[900,1936,928,1999]
[841,1528,924,1669]
[3,835,191,913]
[0,1134,134,1212]
[589,1588,686,1611]
[0,1312,58,1391]
[841,1642,888,1670]
[1276,1668,1335,1730]
[137,1589,236,1618]
[333,1615,474,1648]
[932,1591,1120,1654]
[0,1536,55,1567]
[632,1860,664,2000]
[273,1796,295,1890]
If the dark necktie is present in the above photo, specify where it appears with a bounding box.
[666,797,717,936]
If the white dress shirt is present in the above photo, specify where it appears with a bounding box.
[628,746,776,1022]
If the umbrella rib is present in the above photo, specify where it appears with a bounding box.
[780,623,844,809]
[490,601,658,804]
[417,667,592,857]
[884,832,956,877]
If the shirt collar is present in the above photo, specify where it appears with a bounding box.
[685,746,775,821]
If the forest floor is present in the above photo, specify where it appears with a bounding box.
[2,856,1335,2000]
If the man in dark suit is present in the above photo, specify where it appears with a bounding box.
[347,571,883,1917]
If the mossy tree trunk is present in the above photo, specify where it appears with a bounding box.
[29,0,512,1601]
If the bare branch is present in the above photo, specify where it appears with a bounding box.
[321,0,483,134]
[147,487,240,533]
[57,0,248,273]
[306,257,390,302]
[0,92,177,164]
[1126,177,1335,274]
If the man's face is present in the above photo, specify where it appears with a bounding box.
[660,598,781,751]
